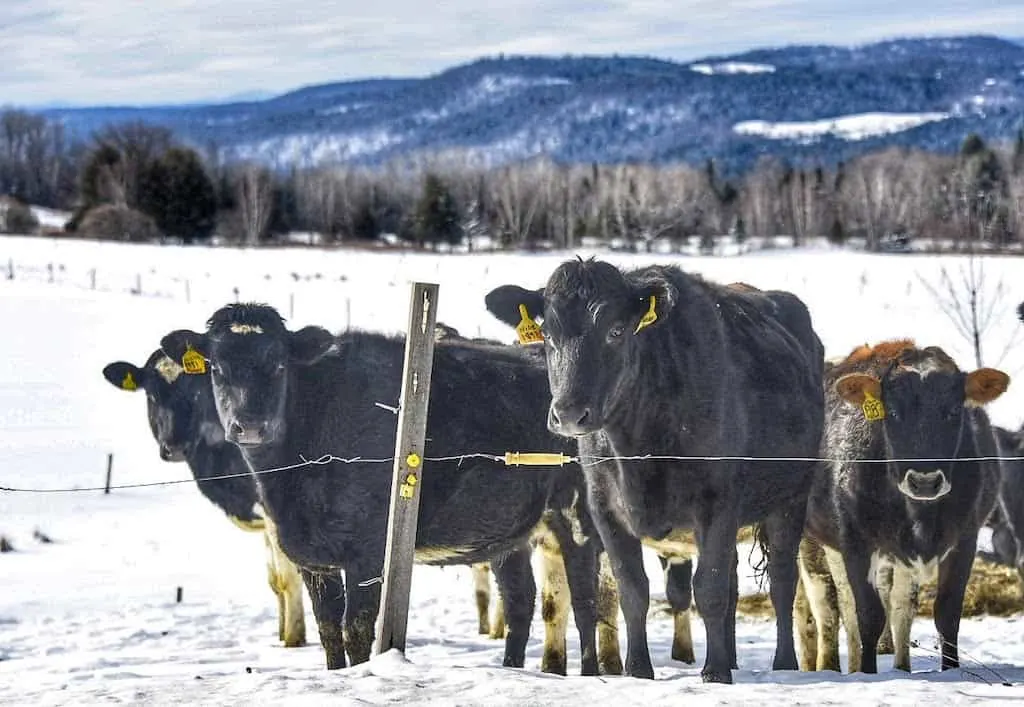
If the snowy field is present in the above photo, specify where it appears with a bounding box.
[2,234,1024,705]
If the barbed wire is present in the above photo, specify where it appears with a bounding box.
[3,450,1024,495]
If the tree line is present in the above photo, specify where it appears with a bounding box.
[2,107,1023,252]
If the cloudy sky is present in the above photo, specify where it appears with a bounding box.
[2,0,1023,107]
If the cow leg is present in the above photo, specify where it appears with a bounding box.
[591,507,653,679]
[536,539,570,675]
[797,538,840,672]
[660,555,696,664]
[548,528,601,676]
[726,551,739,670]
[341,560,381,666]
[300,568,347,669]
[693,505,740,684]
[596,551,624,675]
[762,508,803,671]
[823,546,861,673]
[491,594,507,639]
[793,573,816,670]
[840,548,886,674]
[874,563,896,655]
[934,537,976,670]
[472,563,492,636]
[490,544,536,669]
[263,519,307,647]
[887,563,918,672]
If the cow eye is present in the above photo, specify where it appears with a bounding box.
[944,406,961,421]
[210,363,222,375]
[273,363,286,376]
[607,325,625,342]
[887,406,899,421]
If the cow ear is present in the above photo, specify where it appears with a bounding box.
[290,326,335,365]
[631,277,678,334]
[102,361,144,392]
[834,373,881,407]
[485,285,545,329]
[160,329,210,375]
[965,368,1009,407]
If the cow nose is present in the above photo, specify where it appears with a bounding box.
[549,402,593,436]
[227,420,269,446]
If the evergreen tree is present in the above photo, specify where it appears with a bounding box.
[140,147,217,243]
[827,217,846,246]
[413,173,462,247]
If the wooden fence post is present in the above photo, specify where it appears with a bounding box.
[104,453,113,494]
[372,282,439,657]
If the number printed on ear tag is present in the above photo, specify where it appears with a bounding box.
[516,304,544,345]
[862,391,885,421]
[182,346,207,375]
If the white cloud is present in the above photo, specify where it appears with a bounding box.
[1,0,1023,106]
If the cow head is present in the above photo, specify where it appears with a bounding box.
[102,350,217,462]
[834,347,1009,502]
[159,303,335,449]
[486,259,675,437]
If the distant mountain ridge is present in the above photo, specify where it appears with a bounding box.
[38,35,1024,174]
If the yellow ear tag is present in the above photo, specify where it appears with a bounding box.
[181,346,207,375]
[862,391,885,421]
[121,371,137,391]
[516,304,544,345]
[634,295,658,334]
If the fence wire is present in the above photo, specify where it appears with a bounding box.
[3,451,1024,494]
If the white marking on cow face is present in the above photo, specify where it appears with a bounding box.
[229,323,264,335]
[897,468,951,501]
[155,355,184,383]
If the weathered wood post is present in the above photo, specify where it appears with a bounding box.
[372,281,439,657]
[104,453,113,494]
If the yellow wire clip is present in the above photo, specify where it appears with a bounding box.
[503,452,574,467]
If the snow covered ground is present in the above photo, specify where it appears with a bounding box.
[2,235,1024,705]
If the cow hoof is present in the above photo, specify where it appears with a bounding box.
[672,646,696,664]
[625,661,655,680]
[600,659,624,676]
[324,652,347,670]
[701,668,733,684]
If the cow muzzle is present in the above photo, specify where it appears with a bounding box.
[548,400,599,437]
[226,419,274,447]
[897,469,951,501]
[158,444,187,463]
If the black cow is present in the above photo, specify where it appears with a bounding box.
[486,259,825,683]
[101,349,308,648]
[160,304,606,675]
[801,340,1007,674]
[981,425,1024,588]
[431,321,622,672]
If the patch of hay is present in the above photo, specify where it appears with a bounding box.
[918,558,1024,618]
[730,558,1024,621]
[737,593,775,618]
